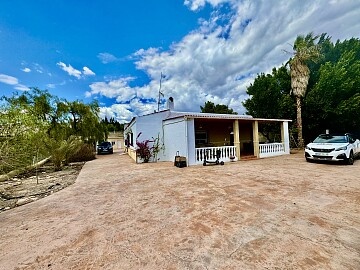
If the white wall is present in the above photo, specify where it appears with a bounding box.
[163,118,187,163]
[132,110,170,161]
[186,118,196,165]
[124,120,137,147]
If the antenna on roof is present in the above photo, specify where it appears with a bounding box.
[157,72,166,112]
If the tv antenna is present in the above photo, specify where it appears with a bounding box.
[157,72,166,112]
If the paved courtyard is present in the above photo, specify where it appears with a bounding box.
[0,151,359,269]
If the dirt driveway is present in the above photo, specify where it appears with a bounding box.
[0,151,359,269]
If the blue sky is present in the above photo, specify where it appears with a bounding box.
[1,0,359,123]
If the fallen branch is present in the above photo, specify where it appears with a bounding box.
[0,187,60,200]
[0,157,51,182]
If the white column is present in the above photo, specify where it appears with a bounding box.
[233,120,240,159]
[281,121,290,154]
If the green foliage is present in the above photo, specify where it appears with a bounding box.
[303,37,360,140]
[0,100,49,174]
[101,117,124,132]
[68,143,96,163]
[66,100,106,144]
[243,66,295,141]
[288,33,323,148]
[244,34,360,144]
[44,136,83,171]
[244,66,293,119]
[200,101,237,114]
[1,88,107,174]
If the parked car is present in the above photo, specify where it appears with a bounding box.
[305,133,360,165]
[97,141,113,154]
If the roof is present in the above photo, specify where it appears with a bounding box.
[165,111,291,122]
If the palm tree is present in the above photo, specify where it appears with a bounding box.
[289,33,321,148]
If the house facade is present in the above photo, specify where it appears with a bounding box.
[125,99,291,166]
[107,131,124,150]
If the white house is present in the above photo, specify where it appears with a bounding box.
[124,98,291,166]
[107,131,124,150]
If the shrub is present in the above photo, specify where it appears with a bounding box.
[45,136,83,171]
[136,132,163,163]
[68,143,96,163]
[136,139,152,163]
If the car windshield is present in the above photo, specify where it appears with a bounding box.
[313,135,348,143]
[99,142,111,146]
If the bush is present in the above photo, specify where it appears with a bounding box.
[68,143,96,163]
[45,136,83,171]
[136,139,152,163]
[136,132,163,163]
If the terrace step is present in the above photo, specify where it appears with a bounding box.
[240,155,258,161]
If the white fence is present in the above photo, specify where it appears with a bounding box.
[259,143,285,158]
[195,143,286,165]
[196,146,237,165]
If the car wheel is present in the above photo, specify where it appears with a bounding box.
[347,151,354,165]
[305,158,311,162]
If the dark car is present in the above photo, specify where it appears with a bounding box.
[97,141,113,154]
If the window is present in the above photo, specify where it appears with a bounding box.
[195,131,207,145]
[126,133,134,147]
[130,133,134,146]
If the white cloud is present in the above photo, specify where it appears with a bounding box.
[21,67,31,73]
[14,84,30,91]
[57,62,96,79]
[33,63,45,74]
[130,0,360,115]
[0,74,18,85]
[99,104,135,123]
[0,74,29,91]
[184,0,232,11]
[57,62,82,79]
[97,52,119,64]
[86,77,136,101]
[99,0,360,121]
[83,66,95,76]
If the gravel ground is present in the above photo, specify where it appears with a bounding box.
[0,150,359,270]
[0,163,84,212]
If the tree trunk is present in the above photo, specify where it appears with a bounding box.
[0,157,51,182]
[296,96,304,148]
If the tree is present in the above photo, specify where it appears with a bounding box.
[66,100,106,144]
[200,101,237,114]
[304,42,360,137]
[0,96,49,174]
[1,88,107,173]
[101,117,124,132]
[243,66,294,141]
[288,33,322,148]
[242,35,360,144]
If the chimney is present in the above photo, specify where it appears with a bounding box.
[167,97,174,110]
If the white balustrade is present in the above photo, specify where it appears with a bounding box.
[259,143,285,158]
[196,146,237,165]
